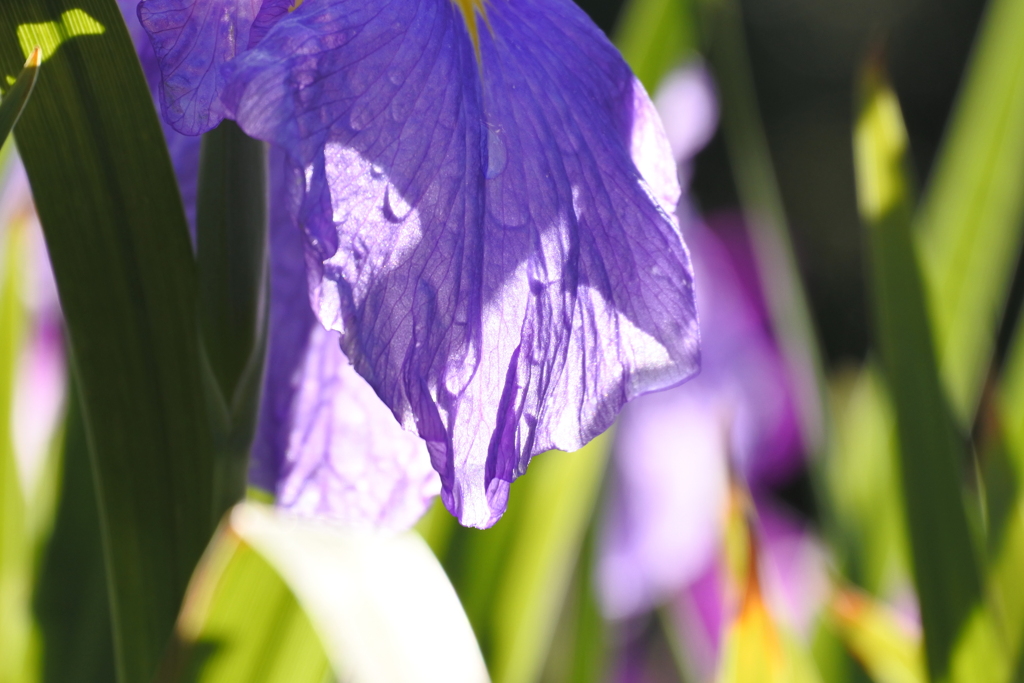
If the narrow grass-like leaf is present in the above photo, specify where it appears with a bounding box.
[703,0,827,458]
[0,47,39,148]
[437,439,610,683]
[825,366,908,593]
[829,587,926,683]
[535,518,608,683]
[915,0,1024,425]
[227,503,490,683]
[0,3,217,681]
[1000,309,1024,479]
[854,62,994,682]
[614,0,697,92]
[196,120,269,515]
[0,209,33,683]
[158,519,331,683]
[488,438,610,683]
[990,306,1024,674]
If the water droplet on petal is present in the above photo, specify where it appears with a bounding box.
[485,128,506,179]
[349,101,374,132]
[382,185,412,223]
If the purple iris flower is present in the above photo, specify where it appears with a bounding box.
[137,0,701,527]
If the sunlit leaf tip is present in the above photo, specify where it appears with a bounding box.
[24,45,41,68]
[0,46,41,146]
[854,58,911,224]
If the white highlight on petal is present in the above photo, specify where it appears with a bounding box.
[629,77,682,218]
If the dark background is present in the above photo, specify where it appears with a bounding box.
[576,0,989,368]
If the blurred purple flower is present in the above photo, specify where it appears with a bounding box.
[596,63,804,620]
[137,0,701,527]
[669,502,828,681]
[598,213,802,618]
[1,160,66,497]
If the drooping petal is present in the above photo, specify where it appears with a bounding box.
[221,0,699,527]
[251,150,439,530]
[598,217,801,618]
[137,0,263,135]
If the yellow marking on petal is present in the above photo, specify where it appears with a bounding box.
[451,0,489,62]
[16,9,105,63]
[288,0,303,12]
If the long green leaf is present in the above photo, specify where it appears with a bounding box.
[0,47,40,148]
[536,524,608,683]
[436,438,610,683]
[0,3,217,682]
[0,203,33,683]
[990,292,1024,676]
[853,62,996,683]
[196,120,269,515]
[614,0,697,92]
[825,366,909,594]
[488,438,610,683]
[916,0,1024,426]
[33,386,116,683]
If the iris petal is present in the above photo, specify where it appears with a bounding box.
[220,0,699,527]
[138,0,262,135]
[252,151,440,530]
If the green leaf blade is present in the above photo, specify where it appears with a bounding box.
[0,47,39,148]
[916,0,1024,425]
[854,62,990,682]
[0,3,218,681]
[0,189,33,683]
[33,386,116,683]
[614,0,696,92]
[488,439,609,683]
[196,120,269,515]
